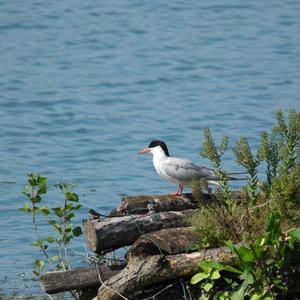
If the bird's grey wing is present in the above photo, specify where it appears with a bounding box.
[161,158,220,182]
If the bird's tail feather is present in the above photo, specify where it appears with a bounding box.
[227,176,248,181]
[225,171,248,175]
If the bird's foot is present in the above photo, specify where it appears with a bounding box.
[169,191,181,196]
[169,185,183,196]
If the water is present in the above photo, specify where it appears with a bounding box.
[0,0,300,296]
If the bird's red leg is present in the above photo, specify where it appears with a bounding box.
[169,185,183,196]
[178,185,183,195]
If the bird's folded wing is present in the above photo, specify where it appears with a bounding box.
[161,158,220,182]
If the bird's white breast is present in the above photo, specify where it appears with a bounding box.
[152,156,178,184]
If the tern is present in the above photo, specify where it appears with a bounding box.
[139,140,245,195]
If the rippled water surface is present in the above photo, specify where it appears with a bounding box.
[1,0,300,296]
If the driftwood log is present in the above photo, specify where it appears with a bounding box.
[97,246,236,300]
[41,265,121,294]
[109,192,242,216]
[84,209,196,253]
[126,227,199,259]
[109,194,198,216]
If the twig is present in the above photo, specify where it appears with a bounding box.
[95,261,129,300]
[251,200,272,210]
[131,215,164,256]
[180,278,188,300]
[142,283,174,300]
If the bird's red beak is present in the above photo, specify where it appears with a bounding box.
[138,148,151,154]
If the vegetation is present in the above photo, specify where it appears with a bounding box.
[190,109,300,299]
[20,174,83,278]
[191,213,300,299]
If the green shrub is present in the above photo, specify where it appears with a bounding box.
[189,109,300,299]
[20,173,83,277]
[191,212,300,300]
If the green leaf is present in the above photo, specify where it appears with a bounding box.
[198,260,221,272]
[33,270,40,277]
[73,204,82,210]
[210,270,220,280]
[190,272,210,284]
[40,205,50,216]
[52,207,64,217]
[238,246,254,263]
[222,265,243,274]
[34,259,45,269]
[20,203,31,213]
[203,282,213,292]
[53,224,62,234]
[250,293,262,300]
[224,241,242,261]
[38,176,48,185]
[48,219,56,225]
[31,195,42,204]
[23,185,32,196]
[37,185,47,195]
[46,236,55,243]
[288,227,300,240]
[31,240,44,248]
[241,271,254,284]
[65,192,79,202]
[231,285,245,300]
[266,212,281,243]
[72,226,82,237]
[51,255,60,262]
[66,212,75,221]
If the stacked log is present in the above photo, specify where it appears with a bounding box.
[41,192,241,299]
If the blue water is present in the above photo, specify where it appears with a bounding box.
[1,0,300,296]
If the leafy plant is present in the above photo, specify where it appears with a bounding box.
[20,173,83,277]
[201,128,234,210]
[233,137,261,206]
[190,109,300,298]
[259,131,280,189]
[273,109,300,173]
[191,212,300,300]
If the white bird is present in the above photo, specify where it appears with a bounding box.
[139,140,245,196]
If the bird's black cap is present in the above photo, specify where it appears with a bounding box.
[149,140,170,156]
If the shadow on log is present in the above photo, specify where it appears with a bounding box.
[126,227,199,259]
[84,209,196,253]
[97,246,236,300]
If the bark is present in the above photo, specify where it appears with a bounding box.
[109,194,199,216]
[97,246,236,300]
[110,192,242,216]
[41,265,121,294]
[126,227,199,259]
[84,209,196,253]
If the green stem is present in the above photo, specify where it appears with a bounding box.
[31,188,55,269]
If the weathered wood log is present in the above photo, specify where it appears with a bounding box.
[41,265,121,294]
[97,246,236,300]
[84,210,196,253]
[126,227,199,259]
[109,192,242,216]
[109,194,198,216]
